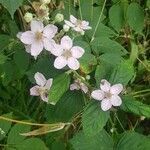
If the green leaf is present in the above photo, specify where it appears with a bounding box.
[91,37,127,55]
[0,113,12,141]
[54,91,84,122]
[79,53,97,74]
[126,3,144,33]
[121,96,150,118]
[0,34,12,51]
[0,53,7,65]
[109,60,135,85]
[7,124,31,145]
[17,138,48,150]
[82,101,109,137]
[0,0,23,19]
[48,73,70,105]
[14,50,30,75]
[129,42,138,64]
[95,63,112,86]
[115,131,150,150]
[109,4,125,32]
[70,129,113,150]
[27,56,63,83]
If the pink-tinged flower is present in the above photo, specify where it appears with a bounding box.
[91,79,123,111]
[19,20,58,57]
[30,72,53,102]
[51,36,84,70]
[64,15,91,33]
[70,79,88,93]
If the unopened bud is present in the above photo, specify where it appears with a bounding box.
[80,30,85,35]
[24,12,33,23]
[86,75,90,80]
[63,24,70,32]
[55,13,64,22]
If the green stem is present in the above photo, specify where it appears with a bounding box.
[78,0,83,20]
[90,0,107,42]
[115,113,125,131]
[131,89,150,95]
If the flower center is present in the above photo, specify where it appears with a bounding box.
[62,50,72,59]
[35,31,43,41]
[76,20,82,27]
[105,92,112,99]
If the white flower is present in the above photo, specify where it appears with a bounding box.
[20,20,57,57]
[64,15,91,33]
[55,13,64,22]
[70,79,88,93]
[51,36,84,70]
[24,12,33,23]
[91,79,123,111]
[30,72,53,102]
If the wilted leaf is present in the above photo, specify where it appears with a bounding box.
[20,123,66,136]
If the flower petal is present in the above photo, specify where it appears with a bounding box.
[71,46,85,58]
[31,20,44,32]
[34,72,46,86]
[45,78,53,90]
[67,57,79,70]
[80,83,88,93]
[61,36,73,49]
[64,20,75,27]
[70,15,77,24]
[110,84,123,95]
[43,38,55,51]
[40,93,48,102]
[30,85,40,96]
[100,79,111,92]
[43,24,58,39]
[110,95,122,106]
[31,41,43,56]
[81,21,92,30]
[91,90,104,101]
[73,27,83,32]
[54,56,67,69]
[70,83,80,90]
[25,45,31,53]
[101,98,112,111]
[50,43,63,56]
[16,32,23,39]
[20,31,34,44]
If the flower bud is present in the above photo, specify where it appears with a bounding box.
[80,30,85,35]
[63,24,70,32]
[40,0,51,4]
[55,13,64,22]
[86,75,90,80]
[24,12,33,23]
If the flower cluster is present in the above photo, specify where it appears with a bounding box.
[18,9,123,112]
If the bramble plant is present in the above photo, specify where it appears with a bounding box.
[0,0,150,150]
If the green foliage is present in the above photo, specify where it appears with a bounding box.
[126,3,144,33]
[48,73,71,104]
[121,96,150,118]
[0,113,12,141]
[91,37,127,55]
[109,4,125,32]
[109,60,135,85]
[115,131,150,150]
[82,101,109,137]
[0,0,23,19]
[70,129,113,150]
